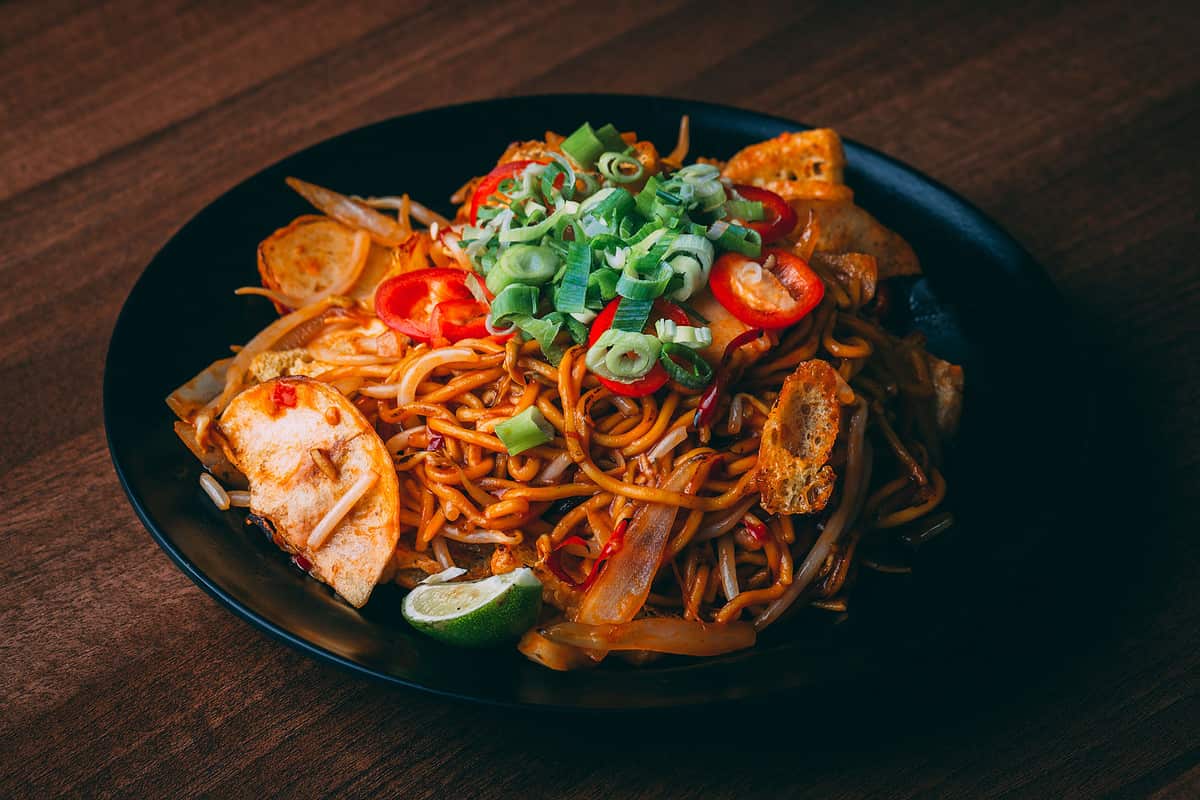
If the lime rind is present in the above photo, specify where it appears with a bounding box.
[401,568,543,648]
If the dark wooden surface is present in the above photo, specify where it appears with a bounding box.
[3,1,1198,797]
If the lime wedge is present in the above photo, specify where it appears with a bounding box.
[401,568,543,648]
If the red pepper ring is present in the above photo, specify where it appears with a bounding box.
[468,159,567,224]
[588,298,690,398]
[709,249,825,331]
[730,184,797,243]
[544,518,630,591]
[432,297,493,342]
[693,328,766,429]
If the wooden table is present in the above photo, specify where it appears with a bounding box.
[3,1,1197,796]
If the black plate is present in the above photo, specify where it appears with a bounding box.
[105,94,1087,710]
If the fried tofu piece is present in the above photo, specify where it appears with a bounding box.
[217,377,400,607]
[755,360,842,515]
[258,216,358,300]
[789,198,921,278]
[927,354,965,436]
[687,289,773,370]
[723,129,848,197]
[247,348,329,383]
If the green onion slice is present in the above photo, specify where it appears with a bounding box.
[617,259,673,300]
[499,209,565,244]
[586,268,620,308]
[658,342,714,389]
[597,151,644,184]
[611,296,653,332]
[561,122,606,169]
[726,199,765,221]
[554,241,590,314]
[654,318,713,349]
[585,330,662,382]
[494,406,555,455]
[489,284,539,324]
[634,175,663,218]
[707,220,763,258]
[593,123,628,154]
[513,313,565,365]
[486,244,561,294]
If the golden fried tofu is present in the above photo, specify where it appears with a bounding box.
[723,129,847,195]
[687,289,773,370]
[217,377,400,607]
[789,198,921,278]
[755,360,842,515]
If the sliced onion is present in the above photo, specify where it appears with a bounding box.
[440,528,523,545]
[717,534,739,600]
[485,315,517,337]
[397,347,475,405]
[431,537,455,570]
[755,401,870,630]
[419,566,466,584]
[575,453,715,625]
[646,425,689,463]
[385,425,427,453]
[286,178,408,246]
[727,393,745,435]
[535,451,573,484]
[692,496,758,543]
[706,220,730,240]
[407,198,452,228]
[612,396,639,417]
[194,297,340,442]
[541,618,755,657]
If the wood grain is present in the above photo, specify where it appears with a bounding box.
[2,1,1197,797]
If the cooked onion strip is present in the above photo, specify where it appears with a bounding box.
[286,177,409,246]
[540,618,755,657]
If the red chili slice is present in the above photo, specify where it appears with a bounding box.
[587,298,690,397]
[470,159,558,224]
[545,519,629,591]
[693,328,765,430]
[731,184,797,243]
[374,268,476,343]
[432,297,492,342]
[708,248,824,330]
[270,381,297,409]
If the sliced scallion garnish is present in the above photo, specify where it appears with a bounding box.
[585,329,662,382]
[611,296,653,333]
[726,199,765,221]
[486,244,561,294]
[659,342,714,389]
[494,406,555,455]
[553,241,590,314]
[597,151,644,184]
[561,122,606,170]
[488,284,540,324]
